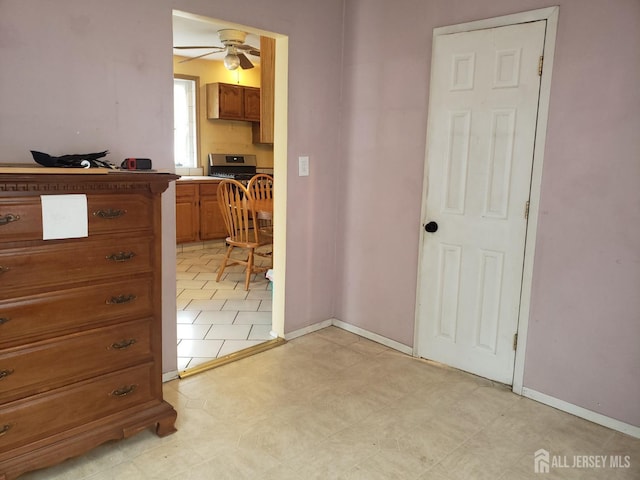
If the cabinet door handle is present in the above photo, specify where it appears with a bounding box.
[106,252,136,262]
[110,384,137,397]
[93,209,126,219]
[0,424,12,437]
[106,294,137,305]
[0,214,20,226]
[110,339,137,350]
[0,369,14,380]
[0,317,9,326]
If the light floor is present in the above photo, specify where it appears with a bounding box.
[20,327,639,480]
[176,241,274,372]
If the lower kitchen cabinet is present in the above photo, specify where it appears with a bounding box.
[176,182,199,243]
[176,180,227,243]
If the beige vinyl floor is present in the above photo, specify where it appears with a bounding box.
[20,326,639,479]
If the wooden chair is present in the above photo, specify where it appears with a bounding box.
[247,174,274,235]
[247,173,274,201]
[216,179,272,290]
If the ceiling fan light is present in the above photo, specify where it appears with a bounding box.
[224,53,240,70]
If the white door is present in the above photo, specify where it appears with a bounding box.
[417,21,546,384]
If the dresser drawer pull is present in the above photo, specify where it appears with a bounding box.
[0,424,12,437]
[106,251,136,262]
[110,339,137,350]
[0,266,9,274]
[106,294,137,305]
[93,208,126,219]
[0,369,14,380]
[110,384,137,397]
[0,317,9,326]
[0,214,20,226]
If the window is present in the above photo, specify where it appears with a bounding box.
[173,76,198,168]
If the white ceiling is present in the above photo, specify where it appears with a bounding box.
[172,13,261,65]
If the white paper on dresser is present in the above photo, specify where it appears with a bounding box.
[40,194,88,240]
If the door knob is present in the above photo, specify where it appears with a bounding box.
[424,221,438,233]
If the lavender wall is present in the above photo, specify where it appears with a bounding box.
[336,0,640,427]
[524,0,640,426]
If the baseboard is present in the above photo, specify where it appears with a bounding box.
[522,387,640,439]
[162,370,179,383]
[284,319,333,340]
[285,317,413,356]
[331,318,413,355]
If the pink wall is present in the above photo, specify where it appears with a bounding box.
[524,0,640,426]
[336,0,640,427]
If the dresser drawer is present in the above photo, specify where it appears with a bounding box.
[0,319,152,403]
[0,276,153,347]
[0,198,42,243]
[88,194,152,234]
[0,193,153,244]
[0,234,153,299]
[0,363,155,452]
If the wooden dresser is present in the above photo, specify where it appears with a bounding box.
[0,172,178,480]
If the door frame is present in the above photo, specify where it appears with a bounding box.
[413,6,559,394]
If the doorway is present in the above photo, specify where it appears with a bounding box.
[415,7,558,388]
[172,10,288,375]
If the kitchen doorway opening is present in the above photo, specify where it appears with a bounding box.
[172,10,288,377]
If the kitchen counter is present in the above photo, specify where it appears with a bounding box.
[177,176,224,181]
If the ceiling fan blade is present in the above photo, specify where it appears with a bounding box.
[237,45,260,57]
[238,53,254,70]
[178,50,222,62]
[174,46,224,50]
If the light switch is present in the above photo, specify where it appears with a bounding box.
[298,156,310,177]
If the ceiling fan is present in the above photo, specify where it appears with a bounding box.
[173,29,260,70]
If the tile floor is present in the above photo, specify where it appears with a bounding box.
[20,326,639,480]
[176,241,274,372]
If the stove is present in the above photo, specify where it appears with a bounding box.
[208,153,257,181]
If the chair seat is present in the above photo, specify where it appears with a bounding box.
[225,235,271,250]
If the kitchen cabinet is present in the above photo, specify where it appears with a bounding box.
[206,83,260,122]
[252,36,275,144]
[176,180,227,243]
[243,86,261,122]
[0,172,178,480]
[176,182,199,243]
[199,182,227,240]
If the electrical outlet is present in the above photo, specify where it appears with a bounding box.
[298,156,310,176]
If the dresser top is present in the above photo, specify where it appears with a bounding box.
[0,171,179,195]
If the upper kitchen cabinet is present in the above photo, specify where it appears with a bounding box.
[252,36,275,144]
[207,83,259,121]
[243,86,261,122]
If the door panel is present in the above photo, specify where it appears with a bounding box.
[417,21,546,384]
